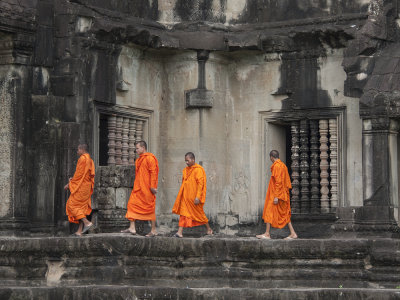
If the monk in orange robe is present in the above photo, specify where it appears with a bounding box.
[121,141,159,237]
[64,144,95,236]
[256,150,298,240]
[172,152,212,238]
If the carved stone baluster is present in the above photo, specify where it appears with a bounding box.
[135,120,144,159]
[121,117,129,165]
[319,120,330,213]
[329,118,338,211]
[107,115,116,166]
[309,120,320,213]
[128,119,137,165]
[290,121,301,213]
[300,119,310,213]
[115,116,123,165]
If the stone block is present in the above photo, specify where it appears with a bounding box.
[185,88,213,108]
[50,76,75,96]
[93,187,115,210]
[116,188,130,209]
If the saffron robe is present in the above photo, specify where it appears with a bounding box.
[172,163,208,227]
[126,152,159,221]
[262,159,292,228]
[66,153,95,224]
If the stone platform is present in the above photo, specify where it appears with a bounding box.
[1,234,400,299]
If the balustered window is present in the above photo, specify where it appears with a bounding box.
[263,110,343,215]
[95,104,151,167]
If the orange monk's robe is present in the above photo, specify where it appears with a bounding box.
[66,153,95,224]
[262,159,292,228]
[126,152,159,221]
[172,163,208,227]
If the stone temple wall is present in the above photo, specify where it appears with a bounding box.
[0,0,399,236]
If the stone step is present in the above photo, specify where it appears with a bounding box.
[1,286,400,300]
[0,234,399,290]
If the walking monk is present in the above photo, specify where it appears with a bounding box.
[172,152,212,238]
[121,141,159,237]
[256,150,298,240]
[64,144,95,236]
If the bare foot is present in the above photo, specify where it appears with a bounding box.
[120,228,136,235]
[207,229,213,236]
[145,231,158,237]
[284,235,298,240]
[256,234,271,239]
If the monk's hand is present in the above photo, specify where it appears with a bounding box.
[150,188,157,195]
[64,183,69,190]
[273,197,279,205]
[194,198,200,205]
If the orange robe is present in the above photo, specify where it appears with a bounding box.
[66,153,95,224]
[126,152,159,221]
[262,159,292,228]
[172,163,208,227]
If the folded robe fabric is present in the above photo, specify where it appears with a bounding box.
[126,152,159,221]
[262,159,292,229]
[66,153,95,224]
[172,163,208,225]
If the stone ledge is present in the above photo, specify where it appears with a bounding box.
[0,286,400,300]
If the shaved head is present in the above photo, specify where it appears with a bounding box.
[185,152,195,160]
[136,141,147,150]
[78,144,88,152]
[269,150,279,159]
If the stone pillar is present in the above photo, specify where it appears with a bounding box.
[107,115,116,166]
[115,116,123,165]
[121,117,129,165]
[329,118,338,211]
[128,119,137,165]
[310,120,320,213]
[290,121,301,213]
[0,33,34,235]
[319,120,330,214]
[299,119,310,213]
[351,117,399,235]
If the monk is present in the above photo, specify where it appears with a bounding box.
[121,141,159,237]
[172,152,212,238]
[64,144,95,236]
[256,150,298,240]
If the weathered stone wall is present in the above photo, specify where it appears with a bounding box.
[113,43,364,234]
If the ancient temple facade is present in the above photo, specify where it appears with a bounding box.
[1,0,399,236]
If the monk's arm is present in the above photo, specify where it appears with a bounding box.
[68,156,86,194]
[195,169,205,203]
[148,157,158,189]
[272,165,287,201]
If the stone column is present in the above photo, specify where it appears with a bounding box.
[310,120,320,213]
[290,121,301,213]
[115,116,123,165]
[107,115,116,166]
[300,119,310,213]
[128,119,137,165]
[121,117,129,165]
[329,118,338,211]
[319,120,330,213]
[356,117,398,233]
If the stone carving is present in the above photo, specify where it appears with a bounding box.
[310,120,320,213]
[290,121,300,213]
[121,117,129,165]
[299,119,310,213]
[229,172,250,211]
[329,118,338,211]
[115,116,123,165]
[107,115,116,166]
[128,119,137,165]
[319,120,330,213]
